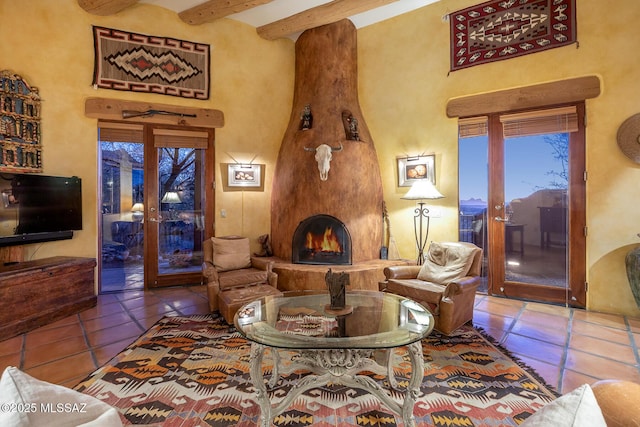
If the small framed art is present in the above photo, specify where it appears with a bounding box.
[228,164,261,187]
[397,155,435,187]
[222,163,265,191]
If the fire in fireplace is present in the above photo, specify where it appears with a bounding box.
[292,215,351,265]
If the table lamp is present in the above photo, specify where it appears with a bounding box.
[131,202,144,221]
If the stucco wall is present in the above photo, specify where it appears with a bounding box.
[0,0,294,261]
[358,0,640,316]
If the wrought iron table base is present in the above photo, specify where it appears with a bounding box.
[249,341,424,427]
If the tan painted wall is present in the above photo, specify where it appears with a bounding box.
[358,0,640,316]
[0,0,294,260]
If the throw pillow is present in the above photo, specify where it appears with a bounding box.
[521,384,606,427]
[0,366,123,427]
[417,242,476,284]
[212,236,251,272]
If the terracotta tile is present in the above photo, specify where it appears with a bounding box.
[153,286,202,298]
[518,309,569,330]
[175,302,210,316]
[96,293,121,304]
[120,294,164,309]
[86,321,143,348]
[25,323,85,348]
[525,301,571,318]
[510,322,567,347]
[472,311,514,333]
[136,313,178,330]
[163,295,209,310]
[561,370,600,395]
[115,290,146,301]
[564,348,640,383]
[0,334,23,356]
[188,285,207,295]
[474,298,524,318]
[23,336,90,369]
[128,302,180,319]
[572,310,628,330]
[515,354,561,392]
[568,334,637,365]
[81,311,134,333]
[79,301,126,321]
[23,352,96,385]
[571,320,632,345]
[38,314,80,331]
[92,338,135,366]
[474,325,507,343]
[628,316,640,332]
[503,333,565,366]
[0,352,22,373]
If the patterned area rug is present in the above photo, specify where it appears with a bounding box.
[74,315,559,426]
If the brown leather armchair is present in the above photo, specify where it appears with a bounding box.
[379,241,483,335]
[202,237,279,320]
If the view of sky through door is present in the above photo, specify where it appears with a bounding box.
[459,133,569,292]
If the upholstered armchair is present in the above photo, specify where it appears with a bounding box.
[202,236,279,321]
[379,241,483,335]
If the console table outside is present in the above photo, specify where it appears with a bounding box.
[234,291,434,427]
[505,223,525,256]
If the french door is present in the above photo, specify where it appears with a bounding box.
[144,126,214,288]
[98,122,214,292]
[459,104,586,306]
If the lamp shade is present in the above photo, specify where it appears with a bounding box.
[401,180,444,200]
[161,191,181,204]
[131,203,144,212]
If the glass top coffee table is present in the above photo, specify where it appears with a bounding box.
[234,290,434,427]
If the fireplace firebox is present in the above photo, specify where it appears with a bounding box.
[292,215,352,265]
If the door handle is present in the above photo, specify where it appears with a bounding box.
[148,217,158,222]
[494,216,509,222]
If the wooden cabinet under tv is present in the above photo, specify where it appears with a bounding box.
[0,256,97,341]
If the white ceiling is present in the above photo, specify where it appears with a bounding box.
[140,0,439,37]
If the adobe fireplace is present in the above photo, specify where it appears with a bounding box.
[270,20,384,264]
[292,215,351,265]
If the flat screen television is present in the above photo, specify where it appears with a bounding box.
[0,173,82,247]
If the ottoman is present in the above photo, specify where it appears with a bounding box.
[218,284,283,324]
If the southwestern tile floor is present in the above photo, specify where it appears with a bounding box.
[1,286,639,396]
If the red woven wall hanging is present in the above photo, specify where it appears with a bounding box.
[450,0,576,72]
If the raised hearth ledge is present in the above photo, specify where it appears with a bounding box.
[270,259,412,292]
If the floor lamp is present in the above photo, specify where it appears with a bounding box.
[402,180,444,265]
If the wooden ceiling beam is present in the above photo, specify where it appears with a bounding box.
[77,0,139,16]
[179,0,275,25]
[257,0,400,40]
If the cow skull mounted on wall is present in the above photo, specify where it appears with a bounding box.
[304,143,343,181]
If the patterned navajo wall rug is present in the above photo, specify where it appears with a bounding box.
[450,0,577,72]
[92,27,210,99]
[74,315,559,426]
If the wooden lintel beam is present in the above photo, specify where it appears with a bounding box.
[179,0,275,25]
[446,76,601,118]
[77,0,139,16]
[257,0,400,40]
[84,98,225,128]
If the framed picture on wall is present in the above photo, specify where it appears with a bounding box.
[397,155,435,187]
[223,163,264,191]
[228,164,261,187]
